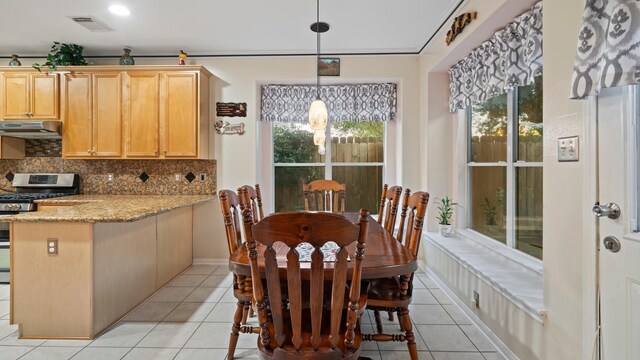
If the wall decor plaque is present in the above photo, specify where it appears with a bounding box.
[214,120,245,135]
[446,12,477,46]
[216,102,247,117]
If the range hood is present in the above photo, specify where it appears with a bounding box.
[0,121,62,139]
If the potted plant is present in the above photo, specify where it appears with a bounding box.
[437,196,457,237]
[33,42,88,72]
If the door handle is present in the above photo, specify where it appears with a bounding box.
[592,202,621,219]
[603,236,621,253]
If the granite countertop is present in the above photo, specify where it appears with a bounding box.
[0,195,216,223]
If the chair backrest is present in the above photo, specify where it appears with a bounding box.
[218,189,243,255]
[396,190,430,257]
[244,209,369,353]
[238,184,265,222]
[377,184,403,235]
[303,179,346,212]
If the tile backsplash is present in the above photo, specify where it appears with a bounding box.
[25,139,62,157]
[0,157,216,195]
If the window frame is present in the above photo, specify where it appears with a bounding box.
[464,86,543,261]
[271,122,386,213]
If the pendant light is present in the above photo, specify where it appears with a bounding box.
[308,0,329,134]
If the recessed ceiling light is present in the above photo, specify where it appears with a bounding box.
[108,4,130,16]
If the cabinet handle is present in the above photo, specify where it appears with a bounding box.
[154,150,158,155]
[163,150,167,155]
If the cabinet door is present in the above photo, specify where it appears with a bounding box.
[93,73,122,157]
[125,73,160,157]
[31,73,59,119]
[1,73,30,119]
[161,72,198,157]
[62,74,93,157]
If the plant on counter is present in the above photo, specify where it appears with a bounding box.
[436,196,457,237]
[33,42,88,72]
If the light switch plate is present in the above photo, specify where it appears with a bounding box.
[558,136,579,162]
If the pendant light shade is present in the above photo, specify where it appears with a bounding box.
[309,100,328,131]
[308,0,329,132]
[313,129,326,146]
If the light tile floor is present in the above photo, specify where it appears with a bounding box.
[0,266,505,360]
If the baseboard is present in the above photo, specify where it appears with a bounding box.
[418,261,519,360]
[192,258,229,266]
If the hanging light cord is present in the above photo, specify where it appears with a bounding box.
[316,0,321,100]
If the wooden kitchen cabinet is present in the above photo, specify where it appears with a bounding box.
[1,72,59,120]
[124,70,208,159]
[62,72,122,158]
[161,72,198,157]
[123,72,161,157]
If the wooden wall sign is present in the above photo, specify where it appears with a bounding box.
[446,12,477,46]
[216,102,247,117]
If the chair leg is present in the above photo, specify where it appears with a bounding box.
[373,309,384,334]
[397,309,405,331]
[241,302,250,325]
[228,300,245,360]
[387,310,394,321]
[399,307,418,360]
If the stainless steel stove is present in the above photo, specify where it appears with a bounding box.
[0,173,79,284]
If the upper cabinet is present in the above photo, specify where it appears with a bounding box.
[52,65,211,160]
[1,72,59,120]
[62,72,123,158]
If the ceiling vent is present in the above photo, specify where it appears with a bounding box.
[68,16,113,32]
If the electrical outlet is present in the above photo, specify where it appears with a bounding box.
[47,238,58,255]
[107,173,114,182]
[199,173,207,182]
[174,173,181,182]
[558,136,579,162]
[473,290,480,308]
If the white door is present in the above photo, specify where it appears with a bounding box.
[597,85,640,360]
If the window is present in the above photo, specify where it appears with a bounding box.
[273,122,384,213]
[467,76,543,259]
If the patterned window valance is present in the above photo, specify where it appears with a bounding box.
[448,1,543,112]
[260,83,397,123]
[570,0,640,99]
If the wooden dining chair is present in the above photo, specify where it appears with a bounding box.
[377,184,403,322]
[377,184,403,235]
[244,209,370,360]
[239,184,265,222]
[303,179,346,212]
[219,190,258,360]
[363,190,429,360]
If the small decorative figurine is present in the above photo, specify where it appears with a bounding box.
[119,48,134,65]
[178,50,187,65]
[8,54,21,66]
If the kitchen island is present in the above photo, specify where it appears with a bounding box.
[2,195,215,339]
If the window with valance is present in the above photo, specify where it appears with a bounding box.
[448,1,544,260]
[261,82,397,214]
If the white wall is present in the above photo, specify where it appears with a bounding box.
[420,0,589,358]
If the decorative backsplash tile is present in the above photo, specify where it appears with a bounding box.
[0,157,216,195]
[25,139,62,157]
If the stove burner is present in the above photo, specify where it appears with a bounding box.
[0,193,69,202]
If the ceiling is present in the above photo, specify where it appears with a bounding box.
[0,0,462,57]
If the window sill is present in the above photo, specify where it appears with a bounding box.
[423,231,545,323]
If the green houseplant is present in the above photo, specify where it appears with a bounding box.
[436,196,457,237]
[33,42,88,72]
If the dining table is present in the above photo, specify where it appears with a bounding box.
[228,212,417,280]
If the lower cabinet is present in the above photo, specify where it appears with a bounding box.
[11,206,194,339]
